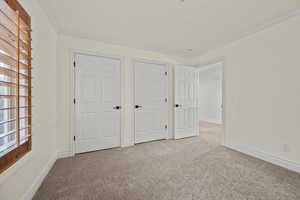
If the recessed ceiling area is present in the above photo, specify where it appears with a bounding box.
[39,0,300,59]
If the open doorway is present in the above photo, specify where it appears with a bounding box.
[173,63,224,143]
[196,62,224,145]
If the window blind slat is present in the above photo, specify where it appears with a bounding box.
[0,116,30,125]
[0,108,29,113]
[0,38,17,58]
[0,1,18,23]
[20,39,29,54]
[0,25,29,56]
[0,24,16,47]
[0,128,32,140]
[0,82,30,90]
[0,81,29,88]
[0,95,31,99]
[0,52,29,70]
[0,66,31,78]
[0,39,29,62]
[0,118,16,126]
[0,11,17,36]
[19,18,30,32]
[0,129,16,138]
[20,30,29,44]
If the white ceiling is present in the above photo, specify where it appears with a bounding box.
[38,0,300,59]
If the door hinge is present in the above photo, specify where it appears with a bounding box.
[165,125,168,130]
[165,71,168,76]
[165,98,168,102]
[73,136,76,141]
[73,61,76,67]
[73,98,76,104]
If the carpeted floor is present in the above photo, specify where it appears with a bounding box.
[33,122,300,200]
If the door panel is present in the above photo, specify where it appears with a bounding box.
[134,61,168,144]
[174,66,199,139]
[75,54,121,153]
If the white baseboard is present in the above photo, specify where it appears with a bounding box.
[18,143,300,200]
[199,118,222,125]
[22,153,57,200]
[226,143,300,174]
[57,151,73,159]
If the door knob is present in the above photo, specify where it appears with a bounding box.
[113,106,121,110]
[135,105,142,109]
[175,104,182,108]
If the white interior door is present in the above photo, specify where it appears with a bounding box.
[174,66,199,139]
[134,61,168,144]
[75,53,121,154]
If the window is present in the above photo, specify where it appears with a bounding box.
[0,0,32,173]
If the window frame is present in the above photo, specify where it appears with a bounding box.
[0,0,32,173]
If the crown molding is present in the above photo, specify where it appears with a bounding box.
[58,31,181,63]
[187,8,300,65]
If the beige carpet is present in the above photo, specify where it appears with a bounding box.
[34,122,300,200]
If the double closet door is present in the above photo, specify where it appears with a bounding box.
[134,60,168,144]
[75,53,121,154]
[75,55,169,154]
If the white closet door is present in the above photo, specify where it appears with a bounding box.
[134,61,168,144]
[174,66,199,139]
[75,53,121,154]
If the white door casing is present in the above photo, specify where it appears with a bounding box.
[75,53,121,154]
[174,66,199,139]
[134,60,168,144]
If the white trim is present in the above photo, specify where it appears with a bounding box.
[226,143,300,174]
[71,50,125,154]
[21,153,57,200]
[132,58,170,66]
[195,60,225,145]
[72,49,124,62]
[61,32,181,61]
[188,8,300,64]
[199,118,222,125]
[197,60,224,71]
[57,151,73,159]
[167,64,174,139]
[132,58,171,143]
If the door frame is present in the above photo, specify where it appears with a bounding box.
[174,65,200,140]
[195,58,225,145]
[132,58,171,144]
[71,49,125,156]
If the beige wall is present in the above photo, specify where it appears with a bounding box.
[56,35,177,156]
[0,0,57,200]
[188,15,300,164]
